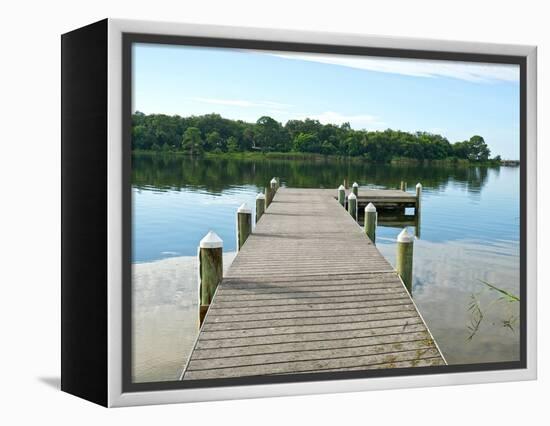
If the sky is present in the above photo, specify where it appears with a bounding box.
[133,43,520,159]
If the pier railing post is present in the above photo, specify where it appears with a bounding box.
[237,203,252,250]
[352,182,359,197]
[198,231,223,327]
[365,202,377,243]
[416,183,422,215]
[255,192,265,223]
[265,186,272,208]
[348,192,357,221]
[338,184,346,206]
[396,228,414,293]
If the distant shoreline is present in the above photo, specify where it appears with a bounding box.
[132,149,519,167]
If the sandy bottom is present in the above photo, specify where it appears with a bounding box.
[132,252,236,383]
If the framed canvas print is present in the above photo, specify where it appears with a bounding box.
[61,18,537,407]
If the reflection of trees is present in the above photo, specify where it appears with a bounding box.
[132,153,495,194]
[460,167,489,194]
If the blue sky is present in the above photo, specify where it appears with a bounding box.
[133,43,520,159]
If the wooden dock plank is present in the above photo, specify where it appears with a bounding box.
[195,322,428,349]
[193,330,432,359]
[207,298,413,315]
[187,340,438,370]
[202,310,419,332]
[181,187,444,380]
[206,304,416,323]
[209,293,413,309]
[184,348,443,379]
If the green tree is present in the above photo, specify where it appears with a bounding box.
[181,127,204,156]
[241,126,255,151]
[467,135,491,161]
[132,124,156,150]
[254,116,289,152]
[206,131,223,151]
[454,135,491,161]
[227,136,239,153]
[364,132,394,162]
[285,119,323,141]
[345,134,364,156]
[293,133,320,153]
[320,140,337,155]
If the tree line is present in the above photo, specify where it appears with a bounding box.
[132,111,499,163]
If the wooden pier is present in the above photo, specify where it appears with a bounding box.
[326,187,418,210]
[182,186,444,380]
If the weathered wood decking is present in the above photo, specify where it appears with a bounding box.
[182,188,444,380]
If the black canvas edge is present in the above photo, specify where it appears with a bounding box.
[121,32,528,393]
[61,18,109,407]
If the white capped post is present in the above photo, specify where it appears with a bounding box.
[198,231,223,326]
[237,203,252,250]
[396,228,414,293]
[338,184,346,206]
[365,202,377,243]
[416,183,422,214]
[265,185,272,208]
[199,230,223,249]
[352,182,359,197]
[255,192,266,224]
[348,192,358,221]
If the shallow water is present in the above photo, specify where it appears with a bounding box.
[132,154,520,382]
[132,253,236,382]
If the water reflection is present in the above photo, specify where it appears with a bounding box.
[132,153,494,195]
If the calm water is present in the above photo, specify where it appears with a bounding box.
[132,153,520,382]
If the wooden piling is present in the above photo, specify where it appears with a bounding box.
[416,183,422,215]
[198,231,223,327]
[352,182,359,197]
[270,177,277,193]
[400,181,406,191]
[268,186,272,206]
[237,203,252,250]
[348,192,357,221]
[255,192,266,223]
[365,202,377,243]
[396,228,414,293]
[415,211,421,239]
[338,184,346,206]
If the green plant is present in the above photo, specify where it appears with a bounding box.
[466,280,519,341]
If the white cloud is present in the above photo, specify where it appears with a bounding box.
[190,97,291,109]
[270,52,519,83]
[186,98,385,129]
[291,111,386,130]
